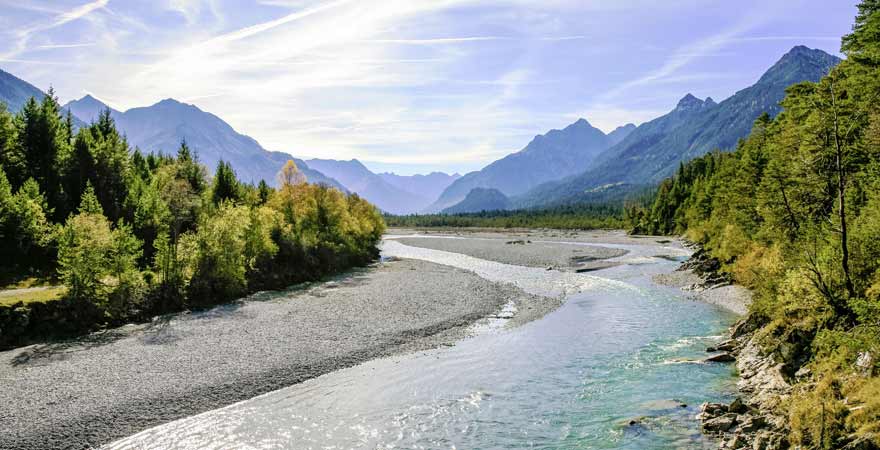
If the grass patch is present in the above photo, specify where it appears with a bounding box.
[1,277,56,290]
[0,286,66,307]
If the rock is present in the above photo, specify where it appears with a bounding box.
[707,339,737,353]
[706,352,736,363]
[794,365,811,379]
[856,352,874,377]
[700,402,729,418]
[842,434,880,450]
[703,413,738,433]
[720,432,747,449]
[736,414,767,433]
[751,430,788,450]
[729,397,748,414]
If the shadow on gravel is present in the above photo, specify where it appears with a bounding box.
[9,327,134,367]
[7,263,390,367]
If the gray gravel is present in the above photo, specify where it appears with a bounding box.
[653,268,752,315]
[0,259,543,450]
[392,236,627,270]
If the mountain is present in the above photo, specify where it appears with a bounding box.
[305,159,430,214]
[607,123,637,146]
[0,68,45,113]
[64,94,122,122]
[64,96,344,190]
[378,171,460,204]
[516,45,841,208]
[427,118,627,212]
[441,188,511,214]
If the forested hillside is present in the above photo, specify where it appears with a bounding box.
[628,3,880,446]
[0,94,384,348]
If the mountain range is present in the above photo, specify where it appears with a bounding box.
[426,119,635,212]
[378,171,460,205]
[0,68,45,114]
[1,45,843,216]
[304,159,458,214]
[63,95,346,190]
[514,45,841,208]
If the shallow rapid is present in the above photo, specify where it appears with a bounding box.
[108,236,737,449]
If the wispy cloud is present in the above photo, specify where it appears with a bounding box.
[2,0,108,59]
[34,42,97,49]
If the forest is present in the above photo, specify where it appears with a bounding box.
[385,202,638,230]
[0,96,384,347]
[627,2,880,447]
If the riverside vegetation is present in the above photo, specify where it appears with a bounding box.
[0,98,384,349]
[384,202,634,230]
[627,2,880,447]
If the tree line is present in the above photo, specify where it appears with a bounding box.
[386,203,637,230]
[627,3,880,447]
[0,93,385,332]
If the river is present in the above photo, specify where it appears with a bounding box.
[108,235,738,449]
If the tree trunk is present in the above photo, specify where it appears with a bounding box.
[830,78,857,299]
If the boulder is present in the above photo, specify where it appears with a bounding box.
[700,402,729,418]
[729,397,749,414]
[703,413,738,433]
[707,339,737,353]
[706,352,736,363]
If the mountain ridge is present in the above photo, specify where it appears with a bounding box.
[427,117,632,212]
[305,158,433,214]
[516,45,842,208]
[63,95,345,190]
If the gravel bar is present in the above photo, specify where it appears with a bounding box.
[392,236,627,270]
[0,258,542,449]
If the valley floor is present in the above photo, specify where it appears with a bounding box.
[0,228,698,449]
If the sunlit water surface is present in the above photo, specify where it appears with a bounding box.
[108,237,737,449]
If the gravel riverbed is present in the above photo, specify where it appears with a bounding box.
[0,258,544,449]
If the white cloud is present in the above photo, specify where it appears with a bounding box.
[2,0,109,59]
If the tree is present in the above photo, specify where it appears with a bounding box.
[16,91,71,217]
[57,188,142,311]
[277,160,307,188]
[258,179,271,205]
[0,104,23,187]
[211,160,240,205]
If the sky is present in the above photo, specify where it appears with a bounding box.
[0,0,859,175]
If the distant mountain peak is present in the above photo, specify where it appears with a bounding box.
[757,45,841,86]
[65,94,118,123]
[154,98,190,108]
[675,93,705,111]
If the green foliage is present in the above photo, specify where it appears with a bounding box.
[211,160,240,206]
[57,192,143,314]
[0,90,385,337]
[629,3,880,445]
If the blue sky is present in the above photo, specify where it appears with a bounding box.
[0,0,858,175]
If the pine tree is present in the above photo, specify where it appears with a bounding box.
[211,160,240,205]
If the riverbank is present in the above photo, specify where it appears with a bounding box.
[0,257,547,449]
[654,245,797,449]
